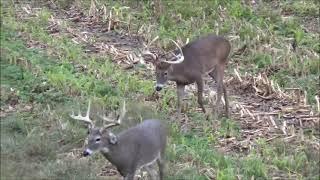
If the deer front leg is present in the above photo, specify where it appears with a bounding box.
[209,67,228,118]
[213,66,225,118]
[157,157,165,180]
[196,79,206,113]
[123,173,135,180]
[144,165,157,180]
[176,84,185,116]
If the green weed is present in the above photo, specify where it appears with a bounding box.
[1,0,319,179]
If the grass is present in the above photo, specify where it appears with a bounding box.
[97,0,319,103]
[1,0,319,179]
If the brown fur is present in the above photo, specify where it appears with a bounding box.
[154,34,231,117]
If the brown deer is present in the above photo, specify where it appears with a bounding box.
[69,100,167,180]
[142,34,231,118]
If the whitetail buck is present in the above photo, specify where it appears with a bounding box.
[142,34,231,118]
[69,100,167,180]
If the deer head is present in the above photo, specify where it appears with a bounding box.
[141,37,184,91]
[69,100,126,156]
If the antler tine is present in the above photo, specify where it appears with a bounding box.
[99,100,126,129]
[69,99,94,128]
[141,36,159,61]
[142,50,157,60]
[148,36,159,47]
[86,99,91,119]
[161,39,185,64]
[98,113,115,123]
[118,100,126,123]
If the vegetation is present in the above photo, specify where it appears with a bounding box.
[1,0,319,179]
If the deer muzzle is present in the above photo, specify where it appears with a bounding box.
[83,149,93,157]
[155,84,164,91]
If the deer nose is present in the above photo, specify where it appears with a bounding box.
[83,149,93,157]
[155,86,162,91]
[155,84,164,91]
[83,151,89,157]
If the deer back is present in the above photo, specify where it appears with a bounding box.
[173,35,231,75]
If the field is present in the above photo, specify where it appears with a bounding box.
[1,0,319,179]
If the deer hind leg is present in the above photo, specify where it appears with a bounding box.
[222,83,229,117]
[196,79,206,113]
[209,66,225,118]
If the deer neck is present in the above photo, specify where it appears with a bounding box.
[168,65,190,84]
[100,143,122,164]
[167,65,175,81]
[100,138,133,173]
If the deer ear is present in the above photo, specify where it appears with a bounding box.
[154,60,160,66]
[99,128,107,134]
[108,132,118,145]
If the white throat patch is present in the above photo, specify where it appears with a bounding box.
[155,83,164,88]
[101,147,110,154]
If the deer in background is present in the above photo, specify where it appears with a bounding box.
[69,100,167,180]
[142,34,231,118]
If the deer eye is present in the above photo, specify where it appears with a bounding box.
[95,138,101,142]
[164,72,168,76]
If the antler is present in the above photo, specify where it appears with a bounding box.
[141,36,159,61]
[142,50,157,60]
[70,99,94,128]
[160,39,184,64]
[141,37,185,64]
[98,101,126,129]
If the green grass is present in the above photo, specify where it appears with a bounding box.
[282,1,319,17]
[1,0,319,179]
[76,0,319,104]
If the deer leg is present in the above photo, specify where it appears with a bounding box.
[176,84,185,116]
[209,68,223,117]
[123,173,135,180]
[210,65,229,117]
[144,165,157,180]
[157,157,165,180]
[223,83,229,117]
[196,79,206,113]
